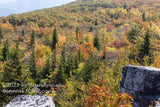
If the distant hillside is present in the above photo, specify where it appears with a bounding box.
[0,0,76,17]
[0,0,160,106]
[1,0,159,28]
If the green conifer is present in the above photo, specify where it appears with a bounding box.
[81,54,99,82]
[89,25,93,32]
[42,52,51,79]
[95,19,98,25]
[52,28,58,50]
[138,28,151,64]
[22,29,25,37]
[29,47,37,81]
[31,30,35,47]
[142,11,146,21]
[0,27,3,39]
[76,26,80,41]
[127,25,138,43]
[52,49,57,71]
[93,32,100,50]
[3,42,32,97]
[56,45,66,84]
[2,39,9,61]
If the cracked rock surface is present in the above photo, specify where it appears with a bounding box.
[120,65,160,107]
[5,95,56,107]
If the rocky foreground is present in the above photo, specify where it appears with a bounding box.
[120,65,160,107]
[5,95,55,107]
[6,65,160,107]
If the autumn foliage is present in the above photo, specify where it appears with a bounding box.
[0,0,160,106]
[86,85,133,107]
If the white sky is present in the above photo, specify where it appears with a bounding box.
[0,0,17,4]
[0,0,76,5]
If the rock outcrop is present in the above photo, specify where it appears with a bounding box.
[5,95,56,107]
[120,65,160,107]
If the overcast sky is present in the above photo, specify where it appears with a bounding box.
[0,0,76,5]
[0,0,76,17]
[0,0,17,4]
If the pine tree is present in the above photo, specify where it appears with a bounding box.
[89,25,93,32]
[29,46,37,81]
[81,53,99,82]
[142,11,146,21]
[2,42,32,97]
[102,49,107,64]
[52,28,58,50]
[51,49,57,71]
[0,27,3,43]
[29,30,37,82]
[76,26,80,41]
[127,25,138,43]
[93,32,100,50]
[22,29,25,37]
[56,45,66,84]
[123,3,127,9]
[95,19,98,25]
[42,52,51,79]
[78,49,82,62]
[75,54,79,69]
[0,27,3,39]
[31,30,35,47]
[0,82,5,106]
[75,49,82,68]
[2,39,9,61]
[65,53,76,77]
[138,29,151,64]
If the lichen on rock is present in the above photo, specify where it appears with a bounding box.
[5,95,56,107]
[120,65,160,107]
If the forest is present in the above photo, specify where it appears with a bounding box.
[0,0,160,106]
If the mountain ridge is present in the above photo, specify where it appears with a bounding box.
[0,0,76,17]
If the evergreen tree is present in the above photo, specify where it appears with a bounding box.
[76,26,80,41]
[2,39,9,61]
[29,30,37,82]
[77,49,82,62]
[56,45,66,84]
[42,52,51,79]
[52,28,58,50]
[0,27,3,39]
[93,32,100,50]
[102,49,107,64]
[75,49,82,68]
[89,25,93,32]
[51,49,57,72]
[0,27,3,43]
[142,11,146,21]
[138,29,151,64]
[31,30,35,47]
[81,53,99,82]
[22,29,25,37]
[29,46,37,82]
[2,42,32,97]
[0,82,5,106]
[78,49,82,60]
[127,25,138,43]
[123,3,127,9]
[65,53,76,77]
[95,19,98,25]
[75,54,79,69]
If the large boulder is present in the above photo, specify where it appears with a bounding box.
[5,95,56,107]
[120,65,160,107]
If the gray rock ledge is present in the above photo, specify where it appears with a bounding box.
[120,65,160,107]
[5,95,56,107]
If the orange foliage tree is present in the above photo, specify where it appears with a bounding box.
[86,85,133,107]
